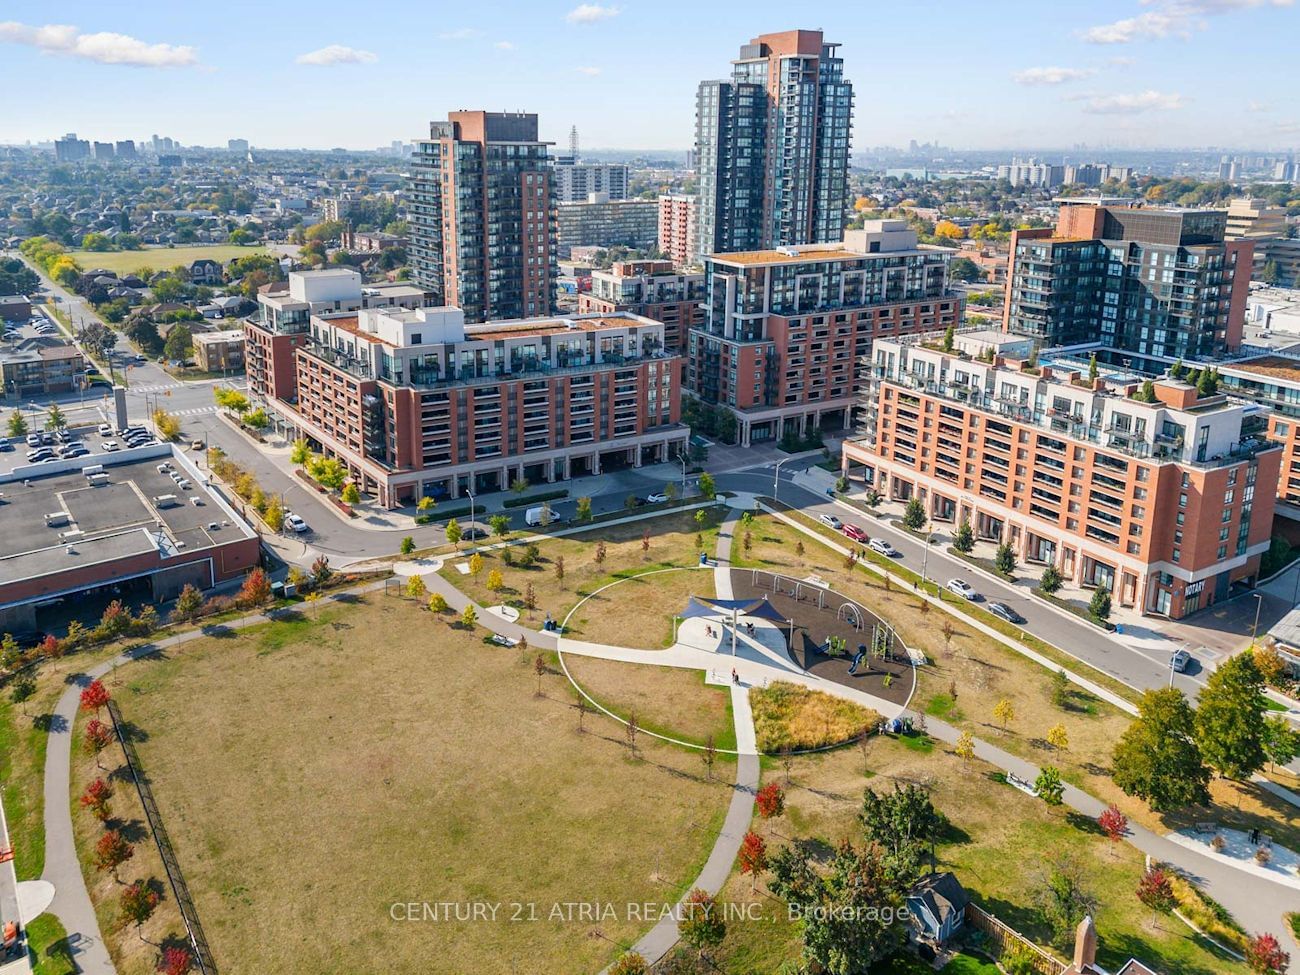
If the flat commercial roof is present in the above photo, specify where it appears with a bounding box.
[1223,356,1300,384]
[0,451,255,590]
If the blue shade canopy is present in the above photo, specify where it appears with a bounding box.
[680,595,790,624]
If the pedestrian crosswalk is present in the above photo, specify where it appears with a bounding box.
[174,406,219,417]
[128,383,183,394]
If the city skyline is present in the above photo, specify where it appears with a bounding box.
[0,0,1297,152]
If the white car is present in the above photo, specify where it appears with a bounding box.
[646,493,669,503]
[946,579,978,600]
[97,423,114,437]
[868,537,899,557]
[819,513,843,530]
[285,513,309,533]
[100,440,120,451]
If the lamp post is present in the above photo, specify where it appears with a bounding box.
[773,457,792,503]
[921,530,934,586]
[677,448,688,495]
[467,488,476,537]
[1251,592,1264,644]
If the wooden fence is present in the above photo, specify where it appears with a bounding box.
[964,903,1067,975]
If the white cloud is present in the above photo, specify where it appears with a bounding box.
[438,28,481,41]
[565,4,620,24]
[0,20,198,67]
[295,44,377,66]
[1081,0,1293,44]
[576,65,602,76]
[1248,99,1269,112]
[1080,89,1186,114]
[1013,66,1096,85]
[494,41,515,50]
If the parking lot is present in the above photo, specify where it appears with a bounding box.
[5,420,160,472]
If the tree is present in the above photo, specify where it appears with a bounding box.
[1051,668,1070,708]
[7,409,27,438]
[955,730,975,761]
[404,575,427,599]
[263,497,285,532]
[445,519,462,549]
[1195,652,1268,780]
[702,734,717,781]
[755,782,785,819]
[238,568,271,608]
[1035,766,1065,806]
[1098,805,1128,846]
[341,483,361,504]
[213,387,251,414]
[1135,866,1176,927]
[1040,564,1063,595]
[534,653,546,696]
[427,592,448,613]
[524,582,536,615]
[594,540,607,566]
[859,782,946,879]
[459,604,477,630]
[902,496,927,531]
[1245,933,1290,974]
[608,952,648,975]
[80,778,114,822]
[1046,723,1069,751]
[738,830,768,891]
[1088,585,1112,624]
[172,583,204,622]
[290,439,311,465]
[399,536,415,556]
[1112,687,1210,811]
[575,496,592,522]
[768,840,907,972]
[119,880,160,937]
[1260,259,1281,286]
[641,529,651,554]
[554,555,565,586]
[486,569,504,593]
[152,409,181,441]
[308,455,347,492]
[1263,715,1300,772]
[1088,353,1099,382]
[952,518,974,554]
[80,679,110,715]
[947,257,983,282]
[1034,854,1097,949]
[94,829,134,881]
[625,711,639,755]
[994,542,1017,577]
[489,514,510,538]
[163,323,193,362]
[940,323,956,352]
[678,888,726,960]
[467,553,484,576]
[310,555,333,588]
[510,476,529,495]
[44,401,66,432]
[159,946,194,975]
[993,697,1016,733]
[84,719,113,768]
[698,472,716,498]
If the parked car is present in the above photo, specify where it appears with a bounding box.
[98,423,114,436]
[987,602,1026,625]
[819,513,843,530]
[61,447,89,459]
[1170,647,1192,673]
[26,449,53,462]
[842,523,868,542]
[462,527,488,541]
[946,579,978,600]
[25,433,40,447]
[0,440,12,452]
[100,440,120,451]
[646,493,669,504]
[285,513,309,533]
[190,439,205,450]
[868,537,899,557]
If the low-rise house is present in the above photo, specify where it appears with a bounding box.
[189,258,224,285]
[907,872,969,945]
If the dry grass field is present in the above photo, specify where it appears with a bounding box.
[66,244,270,275]
[749,681,879,752]
[112,595,731,975]
[440,510,720,647]
[707,737,1246,975]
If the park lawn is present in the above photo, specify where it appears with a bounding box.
[66,244,269,276]
[706,736,1245,975]
[439,509,721,646]
[69,710,189,975]
[560,655,736,750]
[114,595,729,975]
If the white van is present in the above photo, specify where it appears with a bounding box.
[525,504,554,527]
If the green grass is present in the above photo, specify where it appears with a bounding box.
[1287,911,1300,942]
[26,914,76,975]
[940,952,1003,975]
[66,244,270,275]
[1261,695,1288,713]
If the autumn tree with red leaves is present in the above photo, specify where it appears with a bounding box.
[94,829,134,881]
[1098,804,1128,854]
[238,567,272,608]
[79,679,110,714]
[120,880,160,938]
[1246,933,1290,974]
[755,782,785,820]
[738,830,768,891]
[158,946,194,975]
[80,778,114,821]
[84,719,113,769]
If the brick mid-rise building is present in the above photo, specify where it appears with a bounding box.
[658,195,698,269]
[248,272,686,507]
[578,260,704,353]
[843,331,1279,620]
[687,220,960,445]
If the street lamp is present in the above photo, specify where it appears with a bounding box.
[677,448,688,494]
[467,488,476,536]
[921,530,935,586]
[773,457,792,503]
[1252,592,1264,644]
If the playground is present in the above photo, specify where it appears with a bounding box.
[728,568,915,709]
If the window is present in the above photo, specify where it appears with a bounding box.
[1172,548,1181,564]
[1217,544,1228,560]
[1179,493,1188,508]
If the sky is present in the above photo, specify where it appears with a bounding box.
[0,0,1297,152]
